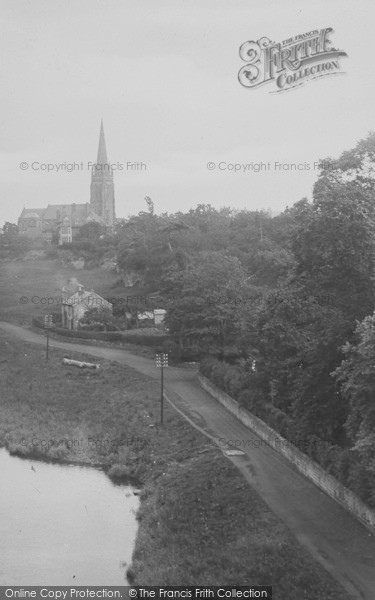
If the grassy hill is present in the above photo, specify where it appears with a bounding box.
[0,256,124,323]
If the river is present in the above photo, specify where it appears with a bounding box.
[0,448,139,585]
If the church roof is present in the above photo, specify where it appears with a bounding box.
[18,203,106,226]
[43,203,104,225]
[43,203,88,221]
[19,208,46,219]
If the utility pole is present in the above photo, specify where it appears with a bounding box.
[44,314,53,361]
[155,353,169,425]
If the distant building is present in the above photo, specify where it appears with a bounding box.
[137,308,166,327]
[18,208,47,239]
[61,285,112,330]
[154,309,166,326]
[18,121,116,242]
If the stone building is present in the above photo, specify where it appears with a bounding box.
[61,285,113,330]
[18,121,116,242]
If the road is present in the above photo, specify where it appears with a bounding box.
[1,321,375,599]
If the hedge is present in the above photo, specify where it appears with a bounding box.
[32,316,168,347]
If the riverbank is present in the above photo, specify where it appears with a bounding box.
[0,331,351,598]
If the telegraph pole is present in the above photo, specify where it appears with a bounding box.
[44,314,53,361]
[155,353,169,425]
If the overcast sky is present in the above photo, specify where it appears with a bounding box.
[1,0,374,224]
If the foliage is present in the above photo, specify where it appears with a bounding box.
[0,222,31,258]
[334,313,375,502]
[159,251,247,358]
[76,221,107,241]
[79,307,119,331]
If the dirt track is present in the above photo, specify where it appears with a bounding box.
[1,321,375,600]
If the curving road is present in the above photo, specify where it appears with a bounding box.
[1,321,375,599]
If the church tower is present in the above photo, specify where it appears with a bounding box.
[90,121,116,226]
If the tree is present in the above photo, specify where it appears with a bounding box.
[293,134,375,322]
[0,222,29,258]
[240,285,349,440]
[145,196,154,215]
[77,221,106,241]
[334,315,375,451]
[3,222,19,237]
[160,251,247,358]
[79,307,119,331]
[333,313,375,502]
[228,210,295,286]
[116,211,173,290]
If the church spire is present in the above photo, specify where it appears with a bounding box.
[90,120,116,226]
[96,119,108,165]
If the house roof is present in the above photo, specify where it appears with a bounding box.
[63,289,112,307]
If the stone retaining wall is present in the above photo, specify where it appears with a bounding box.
[198,374,375,533]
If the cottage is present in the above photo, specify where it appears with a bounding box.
[61,285,112,330]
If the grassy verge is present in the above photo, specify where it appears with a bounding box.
[0,332,350,599]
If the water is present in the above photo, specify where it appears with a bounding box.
[0,448,139,585]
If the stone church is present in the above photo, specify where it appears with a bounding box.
[18,121,116,244]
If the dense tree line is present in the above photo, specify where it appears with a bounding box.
[112,132,375,506]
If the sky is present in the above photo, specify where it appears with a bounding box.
[1,0,375,224]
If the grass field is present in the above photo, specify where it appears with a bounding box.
[0,256,122,322]
[0,330,351,599]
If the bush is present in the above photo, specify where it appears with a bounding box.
[200,356,244,399]
[79,322,106,332]
[44,247,58,260]
[52,311,62,325]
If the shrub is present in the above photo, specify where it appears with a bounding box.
[52,311,62,325]
[200,357,244,399]
[44,247,58,260]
